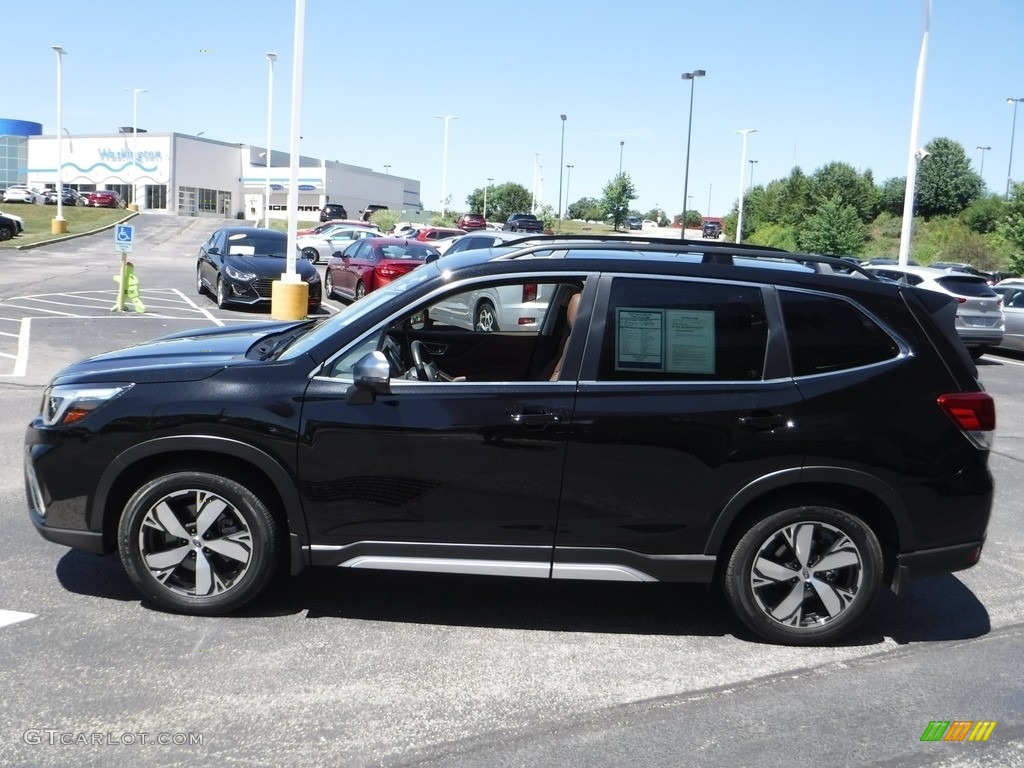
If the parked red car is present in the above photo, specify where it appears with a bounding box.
[457,213,486,230]
[324,237,439,302]
[86,190,126,208]
[415,227,466,243]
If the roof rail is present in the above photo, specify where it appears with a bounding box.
[490,234,878,279]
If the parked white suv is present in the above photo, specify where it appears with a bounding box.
[864,265,1004,357]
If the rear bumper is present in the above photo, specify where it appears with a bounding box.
[890,540,984,594]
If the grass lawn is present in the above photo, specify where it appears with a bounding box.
[0,204,135,248]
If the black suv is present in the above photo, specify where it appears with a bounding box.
[26,236,995,645]
[319,203,348,222]
[702,221,722,239]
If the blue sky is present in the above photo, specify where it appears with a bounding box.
[9,0,1023,219]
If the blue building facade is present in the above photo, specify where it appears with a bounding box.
[0,119,43,191]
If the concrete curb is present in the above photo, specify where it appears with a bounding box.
[10,211,140,251]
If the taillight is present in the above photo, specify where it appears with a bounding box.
[937,392,995,449]
[522,283,538,302]
[376,264,401,279]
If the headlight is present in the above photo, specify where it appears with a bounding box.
[225,264,257,281]
[306,272,321,284]
[41,384,133,427]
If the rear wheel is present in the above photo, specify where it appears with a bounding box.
[0,225,12,242]
[302,248,319,264]
[723,504,883,645]
[117,471,281,615]
[474,300,498,332]
[354,281,366,301]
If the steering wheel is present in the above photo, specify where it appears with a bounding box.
[409,340,440,382]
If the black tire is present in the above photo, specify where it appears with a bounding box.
[302,247,319,264]
[196,264,206,297]
[723,504,883,645]
[324,269,335,300]
[216,277,229,309]
[117,471,281,615]
[0,225,12,242]
[354,281,366,301]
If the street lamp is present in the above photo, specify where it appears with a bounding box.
[557,114,567,231]
[51,45,67,234]
[897,0,931,266]
[483,177,493,218]
[679,69,706,239]
[565,165,573,219]
[435,115,457,216]
[976,146,991,180]
[748,159,758,188]
[125,87,147,211]
[1007,98,1024,198]
[383,164,391,174]
[733,128,757,243]
[264,52,277,228]
[619,140,624,175]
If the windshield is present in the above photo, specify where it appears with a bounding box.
[277,261,440,360]
[225,231,287,257]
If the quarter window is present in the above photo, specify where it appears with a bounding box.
[597,279,768,381]
[779,290,899,375]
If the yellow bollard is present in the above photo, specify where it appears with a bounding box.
[270,279,309,321]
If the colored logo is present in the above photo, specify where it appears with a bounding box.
[921,721,996,742]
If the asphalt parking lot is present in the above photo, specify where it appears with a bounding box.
[0,215,1022,767]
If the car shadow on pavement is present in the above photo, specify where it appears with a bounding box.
[54,552,990,645]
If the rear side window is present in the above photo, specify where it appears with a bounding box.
[779,290,899,376]
[597,278,767,381]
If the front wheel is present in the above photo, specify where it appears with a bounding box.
[196,265,206,296]
[324,269,335,299]
[216,277,229,309]
[117,471,281,615]
[723,505,883,645]
[354,281,366,301]
[302,248,319,264]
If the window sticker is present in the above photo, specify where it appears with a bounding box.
[615,307,716,374]
[615,308,665,371]
[666,309,715,374]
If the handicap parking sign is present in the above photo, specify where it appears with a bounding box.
[114,224,134,253]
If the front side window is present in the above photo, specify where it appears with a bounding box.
[597,278,768,382]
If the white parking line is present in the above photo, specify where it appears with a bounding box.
[172,288,224,326]
[987,354,1024,367]
[0,610,36,629]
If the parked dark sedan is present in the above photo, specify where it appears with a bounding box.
[44,188,85,206]
[324,237,437,302]
[196,227,321,311]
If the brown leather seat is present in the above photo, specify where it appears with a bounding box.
[549,292,582,381]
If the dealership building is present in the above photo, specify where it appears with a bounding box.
[0,118,422,221]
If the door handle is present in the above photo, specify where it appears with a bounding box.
[738,413,792,430]
[510,408,563,427]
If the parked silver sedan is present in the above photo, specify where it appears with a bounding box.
[296,226,381,264]
[994,282,1024,352]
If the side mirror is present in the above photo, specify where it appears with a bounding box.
[206,247,220,256]
[332,251,343,260]
[424,253,439,264]
[345,351,392,405]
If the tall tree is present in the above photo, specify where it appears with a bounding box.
[566,197,603,221]
[916,137,985,218]
[464,182,532,223]
[798,195,867,255]
[809,162,879,223]
[601,173,637,231]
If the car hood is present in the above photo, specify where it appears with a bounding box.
[51,320,310,386]
[224,255,317,278]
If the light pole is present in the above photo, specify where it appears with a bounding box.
[383,164,390,174]
[707,182,712,218]
[565,165,573,219]
[125,87,147,211]
[748,159,758,188]
[679,69,706,239]
[1007,98,1024,199]
[557,114,567,231]
[435,115,457,216]
[976,146,991,180]
[733,129,757,243]
[51,45,68,234]
[619,141,624,175]
[264,52,277,228]
[532,152,539,211]
[483,177,492,218]
[898,0,931,266]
